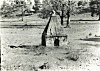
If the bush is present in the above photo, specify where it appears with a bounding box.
[38,8,52,19]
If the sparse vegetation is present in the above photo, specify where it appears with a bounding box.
[1,0,100,71]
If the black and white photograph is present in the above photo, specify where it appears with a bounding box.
[0,0,100,71]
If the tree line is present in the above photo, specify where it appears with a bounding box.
[0,0,100,22]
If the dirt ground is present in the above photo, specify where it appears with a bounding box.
[1,15,100,71]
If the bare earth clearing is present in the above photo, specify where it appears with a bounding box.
[1,14,100,71]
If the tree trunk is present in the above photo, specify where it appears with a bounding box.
[66,0,70,27]
[67,12,70,27]
[60,16,63,25]
[41,15,52,46]
[60,4,64,25]
[67,17,70,27]
[99,14,100,20]
[21,6,24,21]
[66,10,70,27]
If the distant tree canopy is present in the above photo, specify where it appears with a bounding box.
[77,1,87,6]
[0,0,27,17]
[39,0,76,26]
[89,0,100,20]
[77,1,83,6]
[33,0,40,12]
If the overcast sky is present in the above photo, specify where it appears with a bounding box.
[0,0,4,6]
[0,0,90,7]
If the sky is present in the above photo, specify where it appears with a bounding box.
[0,0,4,6]
[0,0,90,7]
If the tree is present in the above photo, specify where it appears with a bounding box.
[50,0,66,25]
[0,1,14,17]
[77,1,87,7]
[89,0,100,20]
[78,1,83,6]
[39,0,75,26]
[33,0,40,13]
[0,0,26,19]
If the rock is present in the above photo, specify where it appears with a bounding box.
[39,62,49,69]
[9,45,17,48]
[63,52,69,55]
[57,57,64,61]
[66,54,79,61]
[89,33,92,36]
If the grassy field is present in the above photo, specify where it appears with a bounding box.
[1,13,100,71]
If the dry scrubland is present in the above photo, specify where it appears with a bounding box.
[1,13,100,71]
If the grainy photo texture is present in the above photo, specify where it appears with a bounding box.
[0,0,100,71]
